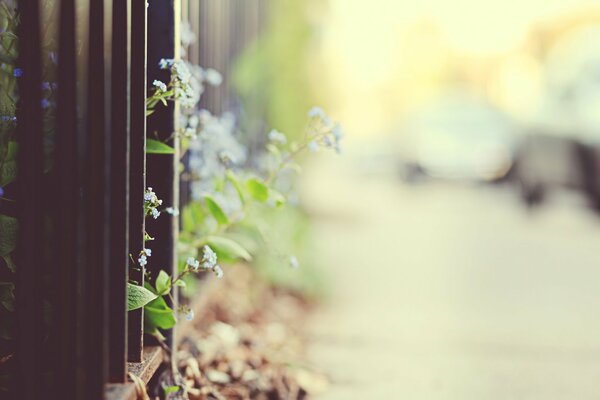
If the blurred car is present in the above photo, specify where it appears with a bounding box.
[398,91,517,182]
[513,25,600,210]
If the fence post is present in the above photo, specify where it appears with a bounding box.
[85,0,110,396]
[14,0,45,398]
[128,0,148,363]
[146,0,180,349]
[108,0,132,383]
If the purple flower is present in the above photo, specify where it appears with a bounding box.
[0,187,4,197]
[13,68,23,77]
[41,99,51,109]
[41,81,56,90]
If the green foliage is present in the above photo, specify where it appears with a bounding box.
[232,0,314,141]
[163,385,180,395]
[269,188,286,207]
[226,171,246,205]
[2,255,15,273]
[155,270,171,296]
[245,177,269,203]
[127,283,158,311]
[138,2,338,341]
[0,282,14,312]
[205,235,252,263]
[181,202,205,232]
[146,138,175,154]
[144,295,176,331]
[0,215,17,256]
[204,195,229,225]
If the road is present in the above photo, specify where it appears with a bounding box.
[301,152,600,399]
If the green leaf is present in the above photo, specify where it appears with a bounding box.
[226,171,246,205]
[246,177,269,202]
[0,160,16,186]
[206,235,252,263]
[6,141,18,160]
[155,270,171,296]
[127,283,158,311]
[144,296,177,330]
[182,202,205,232]
[0,215,17,256]
[204,195,229,225]
[146,139,175,154]
[2,255,15,273]
[0,282,14,312]
[174,279,186,288]
[269,188,286,207]
[163,386,180,395]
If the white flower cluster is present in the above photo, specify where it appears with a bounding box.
[187,111,247,202]
[289,255,300,269]
[180,21,196,50]
[159,58,222,109]
[138,248,152,267]
[165,206,179,216]
[144,187,163,219]
[268,129,287,145]
[152,79,167,92]
[307,106,343,154]
[185,245,223,278]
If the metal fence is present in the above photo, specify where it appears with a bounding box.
[11,0,265,398]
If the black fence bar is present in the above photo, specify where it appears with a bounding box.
[14,0,45,398]
[86,0,110,396]
[147,0,179,348]
[128,0,148,363]
[55,0,82,396]
[108,0,132,383]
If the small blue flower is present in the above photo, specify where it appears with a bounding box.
[138,254,148,266]
[308,106,325,118]
[41,99,51,109]
[0,187,4,197]
[41,81,57,90]
[13,68,23,77]
[200,245,217,270]
[158,58,174,69]
[268,129,287,145]
[186,257,200,271]
[213,265,223,279]
[152,79,167,92]
[48,52,58,64]
[185,309,194,321]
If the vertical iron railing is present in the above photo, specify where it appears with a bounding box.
[14,0,45,398]
[128,0,148,363]
[55,0,81,396]
[11,1,268,398]
[86,0,110,396]
[146,0,179,349]
[108,0,131,383]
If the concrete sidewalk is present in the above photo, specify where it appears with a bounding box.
[302,156,600,399]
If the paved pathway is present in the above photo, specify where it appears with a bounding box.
[302,153,600,399]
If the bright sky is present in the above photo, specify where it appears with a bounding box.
[313,0,600,137]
